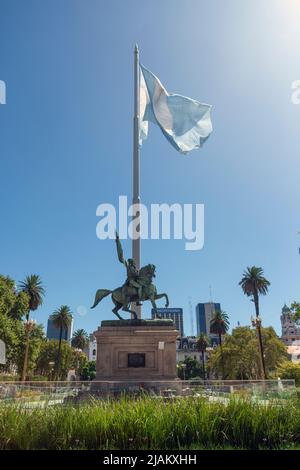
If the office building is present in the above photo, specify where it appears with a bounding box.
[195,302,221,346]
[151,307,184,337]
[46,316,74,343]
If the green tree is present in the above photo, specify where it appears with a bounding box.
[19,275,45,381]
[210,310,230,379]
[0,275,29,319]
[290,302,300,324]
[50,305,73,379]
[19,275,45,321]
[0,275,29,372]
[210,310,230,347]
[79,360,96,381]
[0,311,23,371]
[177,357,202,380]
[277,361,300,387]
[209,326,287,380]
[71,329,89,350]
[263,327,288,373]
[36,340,75,380]
[15,324,46,377]
[196,333,210,380]
[239,266,270,379]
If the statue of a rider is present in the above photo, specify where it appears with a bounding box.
[91,233,168,319]
[115,232,145,303]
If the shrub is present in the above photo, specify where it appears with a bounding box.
[277,362,300,387]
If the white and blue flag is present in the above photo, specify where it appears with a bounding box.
[139,64,212,154]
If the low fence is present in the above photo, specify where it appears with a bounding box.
[0,379,296,404]
[186,379,296,399]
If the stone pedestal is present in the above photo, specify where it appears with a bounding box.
[93,319,179,385]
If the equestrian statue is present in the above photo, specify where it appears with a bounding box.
[91,232,169,320]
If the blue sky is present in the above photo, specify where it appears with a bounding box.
[0,0,300,336]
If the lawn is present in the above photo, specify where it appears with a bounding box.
[0,396,300,450]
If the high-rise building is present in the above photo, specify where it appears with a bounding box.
[195,302,221,346]
[46,316,74,343]
[151,308,184,337]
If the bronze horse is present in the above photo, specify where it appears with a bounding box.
[91,264,169,320]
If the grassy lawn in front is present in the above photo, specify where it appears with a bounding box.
[0,396,299,450]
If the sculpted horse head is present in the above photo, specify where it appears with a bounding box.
[139,264,156,284]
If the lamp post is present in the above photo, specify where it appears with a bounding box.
[177,363,187,381]
[21,319,36,382]
[48,361,55,381]
[182,363,187,381]
[73,348,82,379]
[251,315,267,380]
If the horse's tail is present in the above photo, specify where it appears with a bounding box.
[91,289,112,309]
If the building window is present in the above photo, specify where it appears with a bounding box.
[92,349,96,356]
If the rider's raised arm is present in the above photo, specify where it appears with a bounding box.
[115,231,126,266]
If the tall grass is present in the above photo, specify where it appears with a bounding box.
[0,396,299,450]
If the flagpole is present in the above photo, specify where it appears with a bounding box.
[132,44,141,319]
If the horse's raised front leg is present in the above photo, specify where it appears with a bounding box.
[155,293,169,308]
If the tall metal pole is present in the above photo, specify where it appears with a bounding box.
[132,44,141,319]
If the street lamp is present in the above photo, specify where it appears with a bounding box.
[21,318,36,382]
[251,315,262,328]
[48,361,55,381]
[177,363,187,381]
[73,348,82,379]
[182,363,187,381]
[250,315,267,380]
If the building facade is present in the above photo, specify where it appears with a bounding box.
[176,336,212,364]
[85,334,97,362]
[195,302,221,346]
[151,308,184,337]
[286,344,300,363]
[281,304,300,345]
[46,316,74,343]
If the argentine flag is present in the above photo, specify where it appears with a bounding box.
[139,64,212,154]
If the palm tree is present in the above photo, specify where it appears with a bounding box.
[71,329,89,350]
[210,310,230,379]
[239,266,270,380]
[50,305,73,380]
[19,274,45,381]
[19,274,45,321]
[196,333,210,380]
[210,310,230,347]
